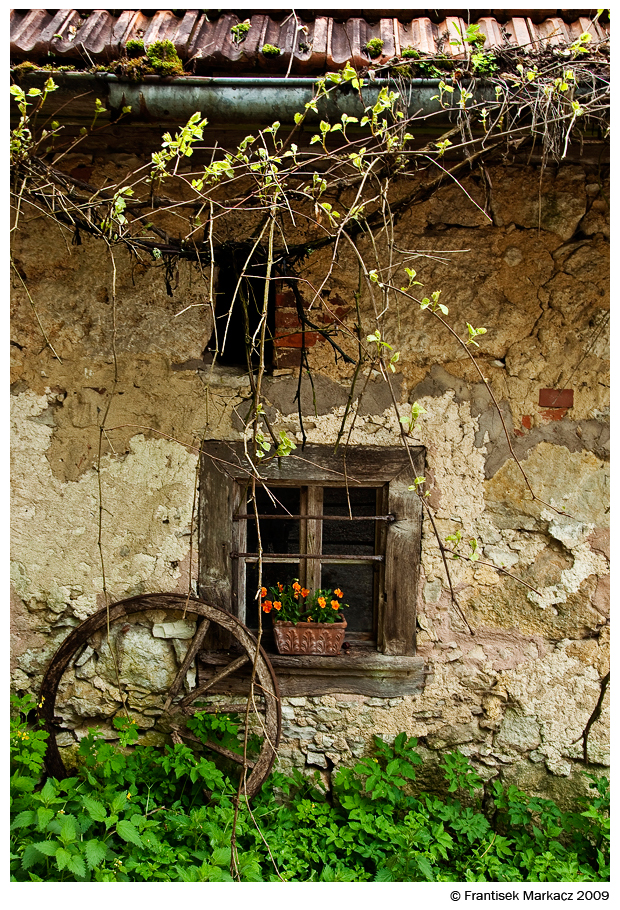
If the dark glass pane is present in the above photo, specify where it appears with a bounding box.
[321,563,375,634]
[322,487,378,556]
[246,561,300,629]
[246,486,300,555]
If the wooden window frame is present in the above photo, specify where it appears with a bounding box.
[198,441,427,697]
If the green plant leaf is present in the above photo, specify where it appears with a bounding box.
[10,810,36,829]
[36,807,55,832]
[82,796,107,822]
[67,853,87,877]
[59,815,78,844]
[84,839,108,870]
[375,867,394,881]
[55,846,71,872]
[416,855,435,880]
[22,843,51,869]
[116,819,143,847]
[40,778,57,804]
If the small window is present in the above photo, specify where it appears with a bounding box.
[203,254,275,368]
[198,442,427,696]
[240,483,385,649]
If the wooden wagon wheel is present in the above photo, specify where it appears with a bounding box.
[38,593,281,800]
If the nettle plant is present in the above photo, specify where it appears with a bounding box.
[9,36,609,854]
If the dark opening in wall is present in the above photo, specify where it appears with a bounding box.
[204,250,275,369]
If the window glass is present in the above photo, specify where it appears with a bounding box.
[322,487,378,557]
[321,562,375,634]
[246,486,300,554]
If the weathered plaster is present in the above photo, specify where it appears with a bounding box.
[10,157,609,806]
[11,389,197,630]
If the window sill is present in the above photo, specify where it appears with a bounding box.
[197,648,428,698]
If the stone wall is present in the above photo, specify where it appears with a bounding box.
[10,152,609,806]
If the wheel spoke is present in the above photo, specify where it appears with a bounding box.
[169,725,255,768]
[163,617,211,712]
[177,654,249,709]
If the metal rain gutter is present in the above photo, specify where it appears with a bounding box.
[106,75,454,125]
[14,71,487,127]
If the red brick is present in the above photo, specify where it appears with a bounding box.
[274,349,302,369]
[274,332,319,348]
[275,308,302,329]
[521,415,532,430]
[275,289,295,308]
[539,407,568,422]
[539,388,573,408]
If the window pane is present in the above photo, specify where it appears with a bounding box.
[245,561,300,629]
[322,487,378,556]
[321,563,375,634]
[246,486,300,555]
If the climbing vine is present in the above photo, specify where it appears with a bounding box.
[9,21,610,656]
[10,21,610,877]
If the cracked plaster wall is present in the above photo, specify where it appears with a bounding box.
[10,157,609,806]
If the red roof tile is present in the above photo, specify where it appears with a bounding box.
[10,9,610,74]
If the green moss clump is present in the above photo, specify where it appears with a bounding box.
[261,44,281,57]
[390,65,412,78]
[126,39,145,57]
[146,40,184,76]
[231,22,250,44]
[12,61,39,78]
[401,46,420,60]
[365,38,384,59]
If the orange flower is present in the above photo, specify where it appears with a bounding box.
[262,601,273,613]
[331,600,339,610]
[261,587,267,598]
[334,588,343,598]
[273,601,282,611]
[278,583,284,592]
[318,596,326,608]
[292,581,301,592]
[301,588,310,598]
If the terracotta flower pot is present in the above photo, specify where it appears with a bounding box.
[273,619,347,655]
